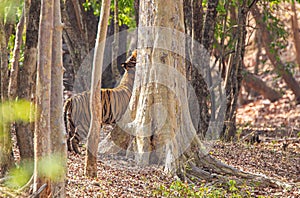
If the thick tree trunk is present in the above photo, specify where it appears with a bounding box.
[16,0,40,164]
[33,0,53,196]
[85,0,111,177]
[132,0,188,168]
[50,0,67,196]
[252,4,300,104]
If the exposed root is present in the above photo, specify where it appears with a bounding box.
[180,151,294,189]
[177,137,295,189]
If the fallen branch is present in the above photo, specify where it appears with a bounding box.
[30,183,47,198]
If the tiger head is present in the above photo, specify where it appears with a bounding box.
[121,50,137,71]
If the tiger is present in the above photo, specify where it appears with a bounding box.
[64,50,137,154]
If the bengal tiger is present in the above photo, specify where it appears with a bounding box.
[64,50,137,153]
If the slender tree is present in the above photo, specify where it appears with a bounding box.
[33,0,53,196]
[111,0,121,81]
[50,0,67,196]
[85,0,111,177]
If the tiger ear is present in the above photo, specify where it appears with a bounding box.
[131,49,137,58]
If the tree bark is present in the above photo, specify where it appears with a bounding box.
[251,4,300,104]
[0,11,14,177]
[85,0,111,177]
[33,0,53,196]
[8,9,25,100]
[202,0,218,52]
[222,1,248,140]
[50,0,67,196]
[16,0,40,164]
[61,0,98,73]
[111,0,121,82]
[184,0,210,138]
[132,0,187,168]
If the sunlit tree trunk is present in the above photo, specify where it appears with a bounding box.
[50,0,67,196]
[132,0,187,168]
[33,0,53,196]
[85,0,111,177]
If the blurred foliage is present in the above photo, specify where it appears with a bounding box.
[5,153,66,188]
[0,100,32,188]
[0,0,21,24]
[0,100,33,125]
[82,0,136,27]
[38,153,66,181]
[5,161,33,188]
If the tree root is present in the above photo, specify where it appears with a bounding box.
[172,136,296,189]
[180,150,294,189]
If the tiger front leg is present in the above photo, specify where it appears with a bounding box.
[70,135,81,154]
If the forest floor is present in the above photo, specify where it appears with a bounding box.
[65,91,300,197]
[63,81,300,197]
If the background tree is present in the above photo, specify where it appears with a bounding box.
[16,0,40,165]
[251,3,300,104]
[0,0,19,177]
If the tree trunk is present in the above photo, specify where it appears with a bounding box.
[61,0,98,73]
[85,0,111,177]
[0,12,14,177]
[111,0,121,82]
[50,0,67,196]
[8,9,24,100]
[16,0,40,164]
[132,0,188,168]
[183,0,210,138]
[33,0,53,196]
[251,4,300,104]
[291,1,300,69]
[201,0,218,52]
[222,1,247,140]
[134,0,140,27]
